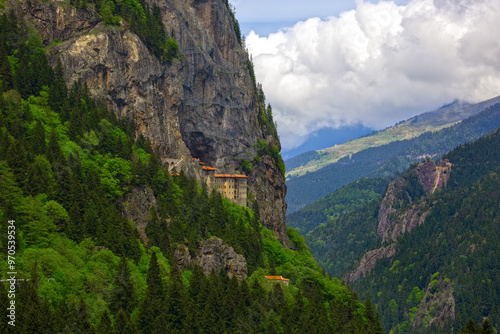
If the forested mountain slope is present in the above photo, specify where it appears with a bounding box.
[10,0,291,247]
[0,4,383,334]
[287,177,391,235]
[304,128,500,333]
[286,103,500,213]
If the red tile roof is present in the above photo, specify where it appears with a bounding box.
[214,174,248,178]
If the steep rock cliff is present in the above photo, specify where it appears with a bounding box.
[377,159,450,243]
[11,0,291,247]
[122,186,158,243]
[348,159,452,282]
[174,238,247,280]
[346,244,396,282]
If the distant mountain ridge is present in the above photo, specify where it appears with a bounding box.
[285,100,500,213]
[285,95,500,179]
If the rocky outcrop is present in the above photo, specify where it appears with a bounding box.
[354,159,452,283]
[347,244,396,282]
[412,277,455,332]
[174,238,247,280]
[377,159,451,243]
[415,159,451,194]
[377,177,430,244]
[122,186,158,243]
[377,178,408,243]
[10,0,290,247]
[378,201,429,244]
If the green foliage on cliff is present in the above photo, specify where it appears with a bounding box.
[0,11,381,333]
[223,0,243,45]
[74,0,179,62]
[255,138,286,177]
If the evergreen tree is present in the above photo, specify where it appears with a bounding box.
[481,319,493,334]
[365,297,384,334]
[165,261,185,332]
[0,47,15,92]
[47,130,66,165]
[49,58,67,114]
[461,318,478,334]
[29,120,46,155]
[138,251,164,334]
[114,308,138,334]
[110,257,135,315]
[97,309,113,334]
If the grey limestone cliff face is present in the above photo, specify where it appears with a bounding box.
[122,186,158,243]
[11,0,291,247]
[347,244,396,282]
[174,238,247,280]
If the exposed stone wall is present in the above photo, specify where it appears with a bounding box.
[122,186,157,243]
[174,237,247,280]
[347,244,396,282]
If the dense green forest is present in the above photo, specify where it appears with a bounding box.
[0,10,382,333]
[304,128,500,333]
[287,176,391,235]
[286,103,500,213]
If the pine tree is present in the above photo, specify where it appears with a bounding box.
[97,309,113,334]
[165,261,185,332]
[365,297,384,334]
[114,308,139,334]
[5,140,28,191]
[0,46,15,92]
[29,120,46,155]
[110,257,135,315]
[47,130,66,165]
[49,58,67,114]
[460,318,478,334]
[138,251,164,334]
[481,319,493,334]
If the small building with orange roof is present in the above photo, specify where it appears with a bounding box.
[265,275,290,286]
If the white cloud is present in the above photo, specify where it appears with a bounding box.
[246,0,500,151]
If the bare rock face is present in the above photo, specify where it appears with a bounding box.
[415,159,452,194]
[415,159,438,193]
[122,186,157,243]
[12,0,291,247]
[378,200,429,244]
[377,178,408,243]
[412,277,455,332]
[196,237,247,280]
[9,0,100,43]
[250,155,290,247]
[347,244,396,282]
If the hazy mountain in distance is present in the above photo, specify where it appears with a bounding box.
[285,100,500,213]
[282,124,373,160]
[286,96,500,179]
